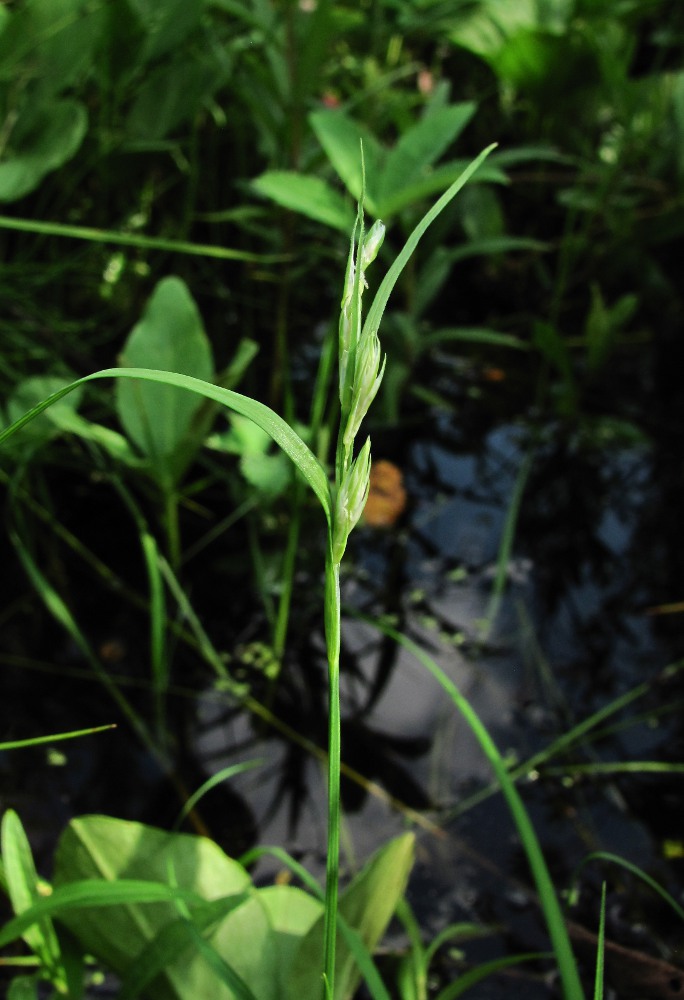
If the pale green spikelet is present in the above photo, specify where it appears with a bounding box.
[332,437,372,563]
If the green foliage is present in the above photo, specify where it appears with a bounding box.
[254,101,502,226]
[0,813,413,1000]
[211,416,293,502]
[0,0,99,199]
[1,810,68,995]
[115,277,215,491]
[251,172,354,234]
[0,0,230,200]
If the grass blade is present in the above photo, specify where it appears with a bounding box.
[0,726,115,751]
[0,881,202,949]
[593,884,606,1000]
[118,895,253,1000]
[363,145,497,340]
[0,215,282,262]
[0,370,333,527]
[572,852,684,923]
[435,952,553,1000]
[1,811,64,987]
[366,617,585,1000]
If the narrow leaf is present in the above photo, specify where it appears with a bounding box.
[364,146,497,340]
[1,811,63,980]
[0,370,333,527]
[0,726,115,752]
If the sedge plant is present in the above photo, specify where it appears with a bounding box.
[0,145,495,998]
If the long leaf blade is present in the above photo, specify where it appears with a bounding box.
[0,370,332,527]
[363,145,497,340]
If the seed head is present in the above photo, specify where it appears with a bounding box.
[360,221,385,275]
[343,327,385,447]
[332,437,372,563]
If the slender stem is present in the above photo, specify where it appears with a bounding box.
[163,488,181,572]
[322,556,341,997]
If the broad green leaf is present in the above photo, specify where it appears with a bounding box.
[379,103,476,203]
[238,450,291,499]
[1,811,64,985]
[0,100,87,202]
[259,885,323,982]
[459,185,505,241]
[214,415,292,500]
[309,110,385,214]
[173,918,262,1000]
[115,277,214,485]
[493,30,567,92]
[53,816,272,1000]
[288,833,414,1000]
[252,171,354,233]
[292,0,334,107]
[119,896,255,1000]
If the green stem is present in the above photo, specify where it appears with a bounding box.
[322,556,342,997]
[163,488,181,572]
